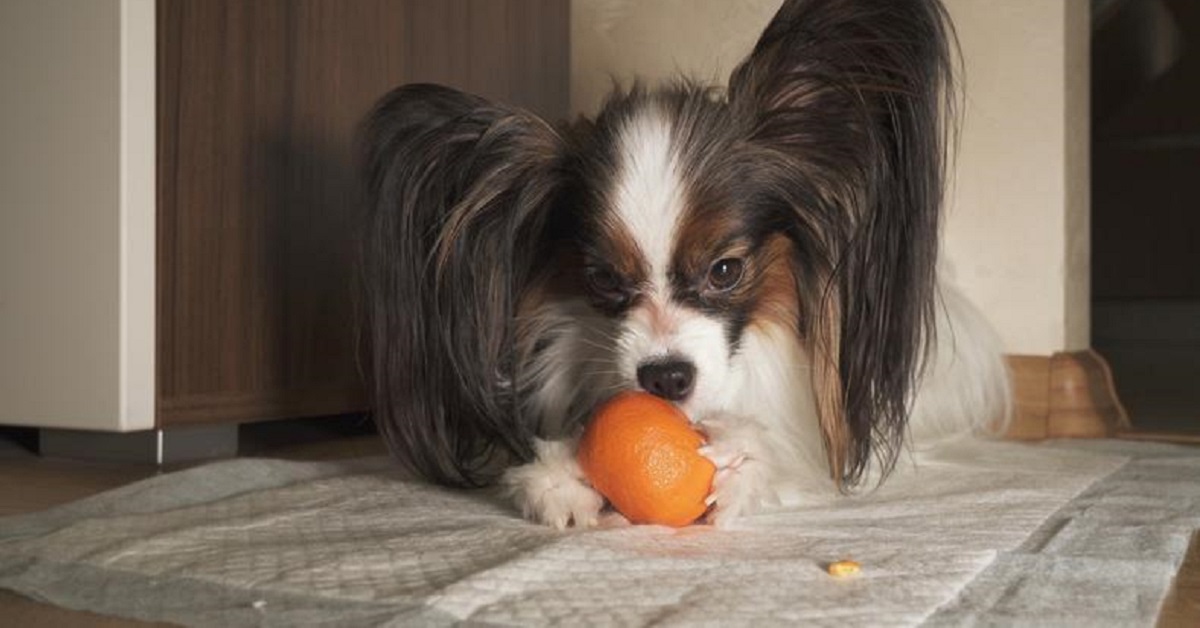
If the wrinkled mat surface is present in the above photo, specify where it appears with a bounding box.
[1,439,1197,627]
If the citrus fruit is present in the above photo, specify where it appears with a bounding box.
[577,391,715,526]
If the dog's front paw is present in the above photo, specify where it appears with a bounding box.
[698,416,777,528]
[501,439,604,530]
[702,456,774,528]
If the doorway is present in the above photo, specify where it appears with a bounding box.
[1092,0,1200,433]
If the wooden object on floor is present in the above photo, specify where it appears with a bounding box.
[155,0,569,427]
[1,0,568,433]
[1005,349,1132,440]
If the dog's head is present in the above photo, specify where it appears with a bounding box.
[362,0,956,487]
[560,90,801,423]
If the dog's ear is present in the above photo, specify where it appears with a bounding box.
[728,0,956,488]
[360,84,563,487]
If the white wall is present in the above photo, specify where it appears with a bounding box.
[570,0,1090,355]
[0,0,155,430]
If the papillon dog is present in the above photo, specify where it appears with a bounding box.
[360,0,1010,528]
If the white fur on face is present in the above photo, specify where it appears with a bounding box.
[611,108,681,292]
[609,108,732,419]
[616,300,732,419]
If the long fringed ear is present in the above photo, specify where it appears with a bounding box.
[360,84,563,487]
[728,0,956,487]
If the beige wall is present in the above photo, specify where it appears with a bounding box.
[942,0,1090,354]
[0,0,155,430]
[571,0,782,116]
[570,0,1090,355]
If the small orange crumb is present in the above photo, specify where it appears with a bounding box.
[827,560,861,577]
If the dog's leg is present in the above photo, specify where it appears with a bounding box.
[501,438,604,529]
[698,414,779,528]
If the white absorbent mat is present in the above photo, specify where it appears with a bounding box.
[0,440,1196,627]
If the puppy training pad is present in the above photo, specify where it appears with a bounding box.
[1,440,1197,626]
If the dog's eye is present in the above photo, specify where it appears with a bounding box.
[586,266,625,300]
[707,258,745,292]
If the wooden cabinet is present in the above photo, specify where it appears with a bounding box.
[1,0,568,437]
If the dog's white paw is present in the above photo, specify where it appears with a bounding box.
[698,415,778,528]
[703,457,775,528]
[501,439,604,530]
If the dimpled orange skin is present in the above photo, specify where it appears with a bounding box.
[577,392,716,527]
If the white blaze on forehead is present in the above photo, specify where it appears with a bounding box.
[611,108,685,296]
[607,109,738,419]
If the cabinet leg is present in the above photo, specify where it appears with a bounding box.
[39,424,239,465]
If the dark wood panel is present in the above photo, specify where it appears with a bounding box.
[157,0,569,425]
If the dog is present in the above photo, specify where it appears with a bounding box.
[360,0,1010,528]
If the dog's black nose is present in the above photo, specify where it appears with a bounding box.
[636,360,696,401]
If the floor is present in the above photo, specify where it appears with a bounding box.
[1,418,1198,627]
[0,417,386,627]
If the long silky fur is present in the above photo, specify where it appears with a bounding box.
[726,0,957,487]
[361,0,961,494]
[360,84,564,487]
